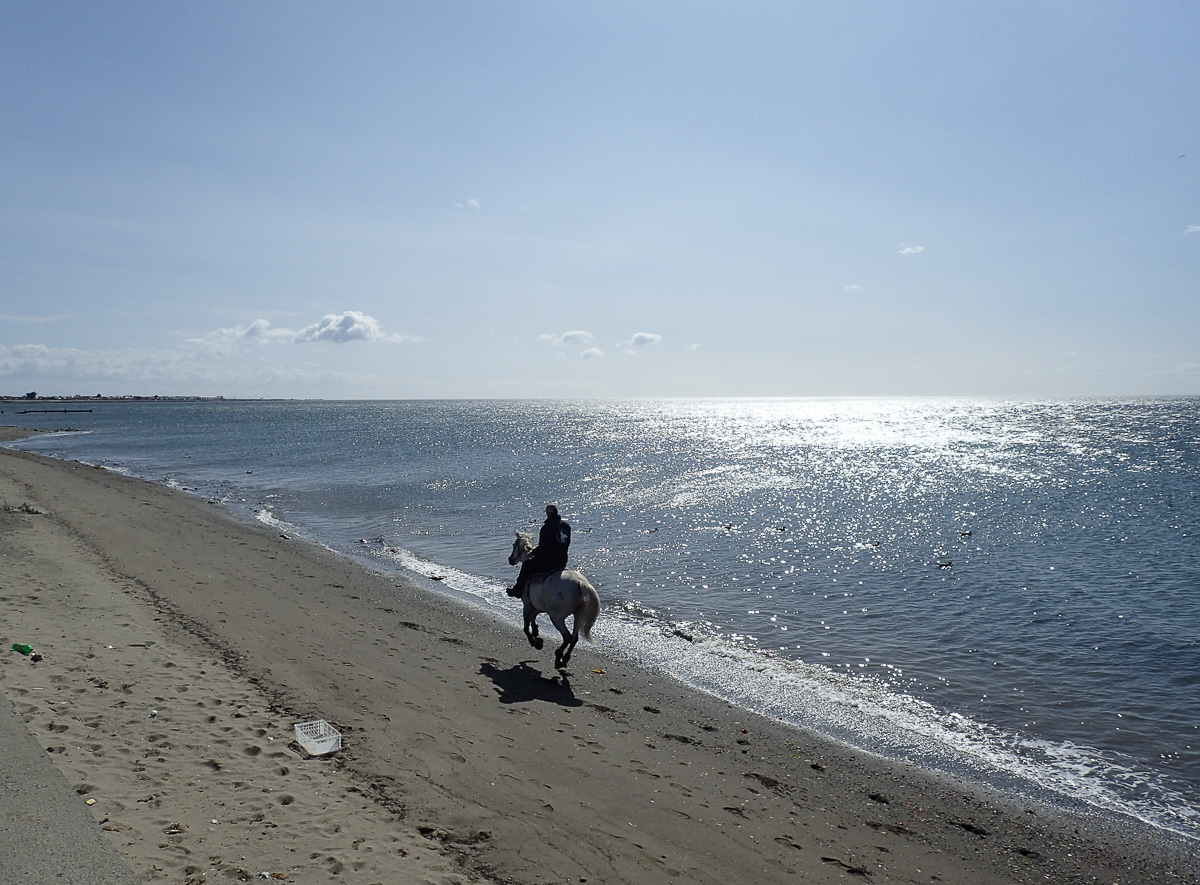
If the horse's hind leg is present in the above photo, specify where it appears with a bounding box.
[550,613,578,669]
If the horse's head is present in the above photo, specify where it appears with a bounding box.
[508,530,534,565]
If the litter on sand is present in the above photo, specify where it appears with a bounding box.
[293,719,341,755]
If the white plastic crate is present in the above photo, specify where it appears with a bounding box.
[293,719,341,755]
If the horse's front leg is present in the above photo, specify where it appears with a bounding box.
[522,602,544,650]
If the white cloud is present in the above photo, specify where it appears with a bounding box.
[615,332,664,357]
[0,343,61,373]
[196,318,295,347]
[580,348,604,359]
[0,313,68,324]
[1,342,221,384]
[294,311,414,344]
[1185,225,1200,234]
[191,311,419,349]
[1147,362,1200,381]
[0,341,402,395]
[539,330,595,347]
[843,284,861,291]
[896,244,926,255]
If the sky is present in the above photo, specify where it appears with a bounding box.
[2,1,1198,399]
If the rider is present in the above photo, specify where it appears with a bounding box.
[508,504,571,598]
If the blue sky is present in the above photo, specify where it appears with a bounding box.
[2,2,1198,398]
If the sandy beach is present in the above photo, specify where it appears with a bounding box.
[1,428,1196,884]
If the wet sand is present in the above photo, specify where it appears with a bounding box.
[1,429,1195,884]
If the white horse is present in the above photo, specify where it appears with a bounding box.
[507,531,601,669]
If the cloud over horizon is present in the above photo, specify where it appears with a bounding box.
[629,332,662,346]
[0,341,233,386]
[294,311,416,344]
[0,340,403,396]
[616,332,664,356]
[538,330,595,347]
[193,311,419,348]
[199,318,296,346]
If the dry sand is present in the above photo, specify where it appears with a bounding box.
[1,430,1196,884]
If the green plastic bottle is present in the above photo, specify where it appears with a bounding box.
[11,643,33,655]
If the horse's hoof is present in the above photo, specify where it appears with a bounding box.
[531,637,544,650]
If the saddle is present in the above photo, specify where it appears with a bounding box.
[507,569,561,597]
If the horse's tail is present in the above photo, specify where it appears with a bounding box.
[578,580,601,643]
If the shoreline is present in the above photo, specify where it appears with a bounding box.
[1,432,1196,883]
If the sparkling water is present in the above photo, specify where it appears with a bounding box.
[7,397,1198,841]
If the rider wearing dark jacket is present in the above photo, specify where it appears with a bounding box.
[510,505,571,597]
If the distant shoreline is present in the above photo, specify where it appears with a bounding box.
[4,394,1199,407]
[3,395,240,403]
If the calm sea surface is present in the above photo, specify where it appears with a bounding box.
[6,398,1198,841]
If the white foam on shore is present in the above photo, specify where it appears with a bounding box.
[367,541,525,618]
[653,631,1199,843]
[252,507,311,539]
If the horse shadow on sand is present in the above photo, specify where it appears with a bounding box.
[479,660,583,707]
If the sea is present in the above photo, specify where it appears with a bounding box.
[4,397,1198,843]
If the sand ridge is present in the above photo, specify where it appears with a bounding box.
[2,440,1197,884]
